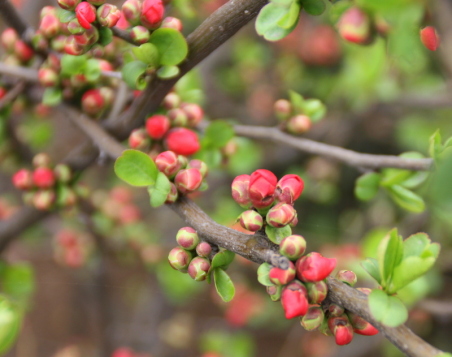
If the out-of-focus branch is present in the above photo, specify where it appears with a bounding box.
[418,299,452,316]
[0,81,26,110]
[0,63,38,81]
[234,125,433,171]
[111,27,134,44]
[0,0,33,40]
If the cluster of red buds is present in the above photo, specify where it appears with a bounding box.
[128,91,203,157]
[274,99,315,135]
[168,227,216,281]
[0,27,34,66]
[12,153,82,210]
[111,347,152,357]
[53,228,93,268]
[232,169,304,231]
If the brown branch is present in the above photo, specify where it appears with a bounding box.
[0,63,39,81]
[111,27,134,45]
[0,80,26,110]
[234,125,433,171]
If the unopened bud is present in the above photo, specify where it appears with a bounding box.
[187,159,208,178]
[328,303,345,317]
[75,2,97,29]
[145,114,170,139]
[38,67,59,87]
[231,174,252,209]
[161,16,183,31]
[296,252,336,283]
[249,169,277,209]
[168,246,192,272]
[337,7,372,45]
[239,210,263,232]
[57,0,81,11]
[328,316,354,346]
[279,234,306,260]
[64,35,87,55]
[54,164,72,183]
[196,241,212,257]
[33,153,52,168]
[130,25,151,44]
[97,4,121,28]
[57,186,78,207]
[33,167,56,189]
[180,103,204,127]
[167,108,188,127]
[14,40,34,63]
[162,92,181,109]
[128,128,151,150]
[266,203,297,228]
[281,280,308,319]
[286,115,312,135]
[306,280,328,304]
[269,261,296,285]
[12,169,33,190]
[141,0,165,30]
[39,14,61,39]
[81,88,105,117]
[301,306,324,331]
[420,26,440,51]
[155,151,182,177]
[275,174,304,204]
[1,28,19,52]
[122,0,142,26]
[165,128,200,156]
[32,190,56,210]
[176,227,199,250]
[187,257,211,281]
[266,284,282,302]
[347,311,379,336]
[274,99,292,121]
[174,168,203,194]
[336,270,357,286]
[165,182,179,203]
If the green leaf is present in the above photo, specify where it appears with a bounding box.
[436,353,452,357]
[361,258,381,284]
[121,61,148,90]
[149,28,188,66]
[377,228,403,288]
[42,87,62,107]
[300,0,326,16]
[148,172,171,207]
[270,0,295,7]
[204,120,235,149]
[194,148,222,169]
[213,268,235,302]
[265,225,292,244]
[368,289,408,327]
[98,27,113,46]
[277,1,301,29]
[132,43,160,66]
[429,129,442,161]
[257,262,274,287]
[402,233,438,259]
[85,59,101,82]
[1,263,34,305]
[355,172,381,201]
[61,54,87,76]
[0,296,21,355]
[211,250,235,270]
[389,256,436,294]
[56,8,76,23]
[114,149,158,186]
[288,90,305,112]
[387,185,425,213]
[400,171,428,189]
[380,168,414,187]
[156,65,180,79]
[255,3,299,41]
[302,99,326,122]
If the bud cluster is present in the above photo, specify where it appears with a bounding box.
[274,99,313,135]
[12,153,81,211]
[53,228,93,268]
[168,227,215,281]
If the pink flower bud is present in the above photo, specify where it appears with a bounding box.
[266,202,296,228]
[301,306,325,331]
[281,281,308,319]
[1,28,19,52]
[115,12,131,30]
[306,280,328,304]
[86,0,106,5]
[165,182,179,203]
[347,311,379,336]
[274,99,292,121]
[167,108,188,127]
[266,284,282,301]
[239,210,263,232]
[296,252,336,283]
[54,164,72,183]
[74,26,99,46]
[187,159,208,178]
[12,169,33,190]
[162,92,181,109]
[231,174,252,209]
[122,0,142,26]
[81,88,105,116]
[176,227,199,250]
[328,316,354,346]
[161,16,183,31]
[168,246,192,272]
[165,128,200,156]
[275,174,304,204]
[145,114,170,140]
[75,2,97,29]
[174,168,203,194]
[336,270,357,286]
[128,128,150,150]
[38,67,59,87]
[188,256,211,281]
[269,261,296,285]
[57,0,81,11]
[285,115,312,135]
[97,4,121,28]
[180,103,203,127]
[14,40,34,63]
[249,169,277,209]
[33,167,56,188]
[196,241,212,257]
[39,14,61,39]
[32,190,56,210]
[64,35,87,55]
[337,7,371,45]
[279,234,306,260]
[420,26,440,51]
[130,25,151,44]
[141,0,165,30]
[155,150,182,177]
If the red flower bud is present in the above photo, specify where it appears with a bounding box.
[64,35,87,55]
[141,0,165,30]
[161,16,183,32]
[269,261,296,285]
[0,87,7,100]
[39,14,61,38]
[130,25,151,45]
[328,316,354,346]
[301,306,325,331]
[1,28,19,52]
[97,4,121,28]
[420,26,440,51]
[112,348,135,357]
[231,174,252,209]
[168,246,192,272]
[75,2,97,29]
[174,168,203,194]
[286,115,312,135]
[180,103,204,127]
[336,270,357,286]
[81,88,105,116]
[115,12,131,30]
[188,256,211,281]
[32,190,56,210]
[12,169,33,190]
[14,40,34,63]
[155,150,182,177]
[274,99,292,121]
[38,67,59,87]
[128,128,150,150]
[145,114,170,140]
[266,202,296,228]
[196,241,212,257]
[347,311,379,336]
[165,128,200,156]
[275,174,304,204]
[176,227,199,250]
[279,234,306,260]
[167,108,188,127]
[57,0,81,11]
[187,159,208,178]
[33,167,56,188]
[281,281,308,319]
[337,7,371,45]
[122,0,142,26]
[239,210,263,232]
[296,252,336,282]
[249,169,277,209]
[306,280,328,304]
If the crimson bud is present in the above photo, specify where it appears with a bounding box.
[161,16,183,31]
[347,311,379,336]
[275,174,304,204]
[281,281,308,319]
[296,252,336,282]
[141,0,165,30]
[187,159,208,178]
[174,168,203,194]
[128,128,150,150]
[33,167,56,188]
[420,26,440,51]
[122,0,142,26]
[176,227,199,250]
[328,316,354,346]
[266,202,297,228]
[14,40,34,63]
[168,246,192,272]
[337,7,371,45]
[301,306,325,331]
[75,2,97,29]
[249,169,277,209]
[12,169,33,190]
[279,234,306,260]
[81,88,105,116]
[165,128,200,156]
[97,4,121,28]
[188,257,211,281]
[269,261,296,285]
[196,241,212,257]
[145,114,170,139]
[239,210,263,232]
[155,150,182,177]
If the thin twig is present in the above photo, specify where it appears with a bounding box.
[107,82,130,121]
[111,27,134,45]
[0,63,38,81]
[0,80,26,110]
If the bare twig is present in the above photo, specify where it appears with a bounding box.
[111,27,134,45]
[234,125,433,171]
[0,63,38,81]
[0,80,26,110]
